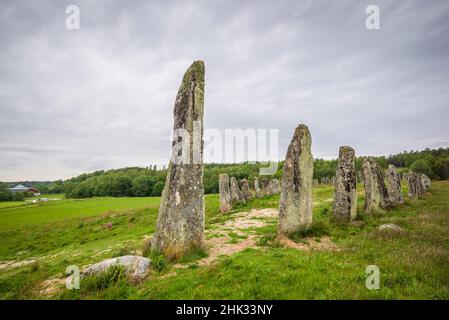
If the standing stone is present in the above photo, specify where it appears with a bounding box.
[262,178,270,196]
[332,146,357,223]
[151,61,205,260]
[230,177,245,204]
[274,179,281,194]
[241,179,251,201]
[386,165,404,205]
[408,172,424,198]
[313,179,319,186]
[267,180,274,195]
[362,158,391,213]
[219,174,232,213]
[402,172,410,184]
[421,174,431,192]
[278,124,313,235]
[254,177,261,198]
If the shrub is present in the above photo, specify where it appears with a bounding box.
[151,255,167,272]
[289,220,329,240]
[13,192,25,201]
[151,182,164,196]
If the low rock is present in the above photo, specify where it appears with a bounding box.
[83,255,151,281]
[103,222,113,229]
[378,223,403,232]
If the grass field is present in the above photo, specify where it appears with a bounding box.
[0,182,448,300]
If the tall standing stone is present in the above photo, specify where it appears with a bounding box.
[421,174,431,192]
[386,165,404,205]
[240,179,251,201]
[230,177,245,204]
[150,61,205,260]
[332,146,357,223]
[362,157,391,213]
[254,177,261,198]
[219,174,232,213]
[278,124,313,235]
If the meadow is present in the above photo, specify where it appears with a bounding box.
[0,182,448,299]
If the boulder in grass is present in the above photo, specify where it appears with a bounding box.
[378,223,403,232]
[83,255,151,281]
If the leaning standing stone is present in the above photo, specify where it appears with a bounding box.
[421,174,431,192]
[332,146,357,223]
[230,177,245,204]
[150,61,205,260]
[219,174,232,213]
[386,165,404,205]
[278,124,313,235]
[241,179,252,201]
[362,157,391,213]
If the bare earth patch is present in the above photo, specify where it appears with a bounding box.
[0,259,37,271]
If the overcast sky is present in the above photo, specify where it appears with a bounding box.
[1,0,449,181]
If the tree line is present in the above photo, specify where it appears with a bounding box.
[1,147,448,201]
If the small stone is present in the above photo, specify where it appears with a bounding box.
[378,223,403,232]
[83,255,151,282]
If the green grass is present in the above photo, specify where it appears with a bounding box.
[0,197,161,231]
[0,182,448,300]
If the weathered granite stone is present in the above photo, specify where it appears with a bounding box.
[254,177,261,198]
[386,165,404,205]
[362,157,391,213]
[219,173,232,213]
[278,124,313,235]
[150,61,205,260]
[241,179,252,201]
[379,223,403,232]
[274,179,281,193]
[230,177,245,204]
[83,255,151,282]
[408,172,424,198]
[332,146,357,223]
[421,174,431,192]
[268,180,275,195]
[262,178,270,196]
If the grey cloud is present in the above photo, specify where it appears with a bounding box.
[1,0,449,180]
